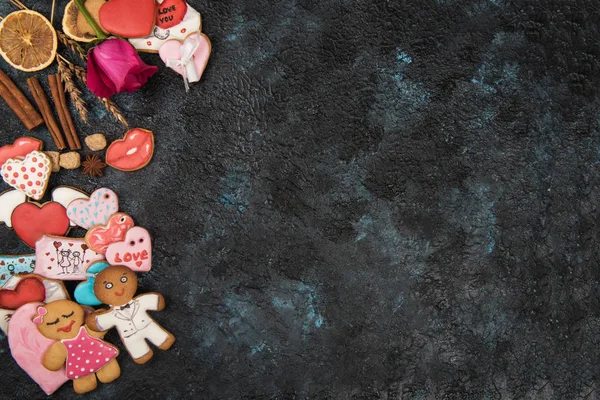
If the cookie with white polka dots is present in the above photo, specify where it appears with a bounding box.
[1,151,51,200]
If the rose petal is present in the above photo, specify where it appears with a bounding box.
[86,49,117,98]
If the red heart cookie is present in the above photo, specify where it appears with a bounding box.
[0,137,43,168]
[99,0,156,38]
[156,0,187,29]
[11,202,70,248]
[0,277,45,309]
[106,128,155,171]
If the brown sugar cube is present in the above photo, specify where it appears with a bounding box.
[45,151,60,173]
[85,133,107,151]
[59,152,81,169]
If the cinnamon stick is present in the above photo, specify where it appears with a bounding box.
[27,77,66,150]
[0,68,43,130]
[56,75,80,150]
[48,74,78,150]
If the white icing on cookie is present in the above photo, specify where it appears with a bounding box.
[0,189,27,228]
[129,3,201,52]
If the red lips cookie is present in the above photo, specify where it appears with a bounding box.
[11,202,71,248]
[0,276,46,309]
[0,137,43,168]
[99,0,156,38]
[106,128,154,171]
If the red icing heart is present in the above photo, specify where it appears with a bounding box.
[45,252,50,256]
[53,241,62,249]
[0,277,45,310]
[0,137,42,168]
[156,0,187,29]
[99,0,156,38]
[11,203,70,248]
[106,128,155,171]
[0,261,4,265]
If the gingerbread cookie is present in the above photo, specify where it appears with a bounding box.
[8,302,69,395]
[87,265,175,364]
[34,300,121,394]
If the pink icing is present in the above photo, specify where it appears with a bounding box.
[61,326,118,379]
[105,227,152,271]
[8,302,68,395]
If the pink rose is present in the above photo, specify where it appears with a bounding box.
[87,38,158,98]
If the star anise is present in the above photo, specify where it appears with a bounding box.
[81,154,107,177]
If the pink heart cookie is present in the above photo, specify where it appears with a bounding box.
[158,33,211,84]
[1,151,51,200]
[85,213,135,254]
[105,227,152,271]
[8,302,69,395]
[66,188,118,230]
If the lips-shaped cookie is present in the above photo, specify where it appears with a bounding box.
[0,137,43,168]
[11,202,71,248]
[106,128,154,171]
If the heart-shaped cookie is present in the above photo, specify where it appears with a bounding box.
[159,33,211,84]
[1,151,51,200]
[11,202,70,248]
[106,128,154,171]
[52,186,89,227]
[74,261,110,306]
[66,187,118,230]
[0,277,45,309]
[85,213,135,254]
[156,0,187,29]
[105,227,152,271]
[99,0,156,38]
[8,302,69,395]
[0,137,43,168]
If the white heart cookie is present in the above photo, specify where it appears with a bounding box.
[1,151,51,200]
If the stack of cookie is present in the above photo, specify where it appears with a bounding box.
[0,137,173,395]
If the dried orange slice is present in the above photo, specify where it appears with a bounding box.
[63,0,108,43]
[0,10,57,72]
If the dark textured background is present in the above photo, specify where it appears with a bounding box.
[1,0,600,398]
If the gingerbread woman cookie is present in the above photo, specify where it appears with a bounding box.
[86,265,175,364]
[34,300,121,394]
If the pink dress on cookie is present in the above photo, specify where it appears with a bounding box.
[61,326,118,380]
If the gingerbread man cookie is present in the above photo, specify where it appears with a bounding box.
[34,300,121,394]
[86,265,175,364]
